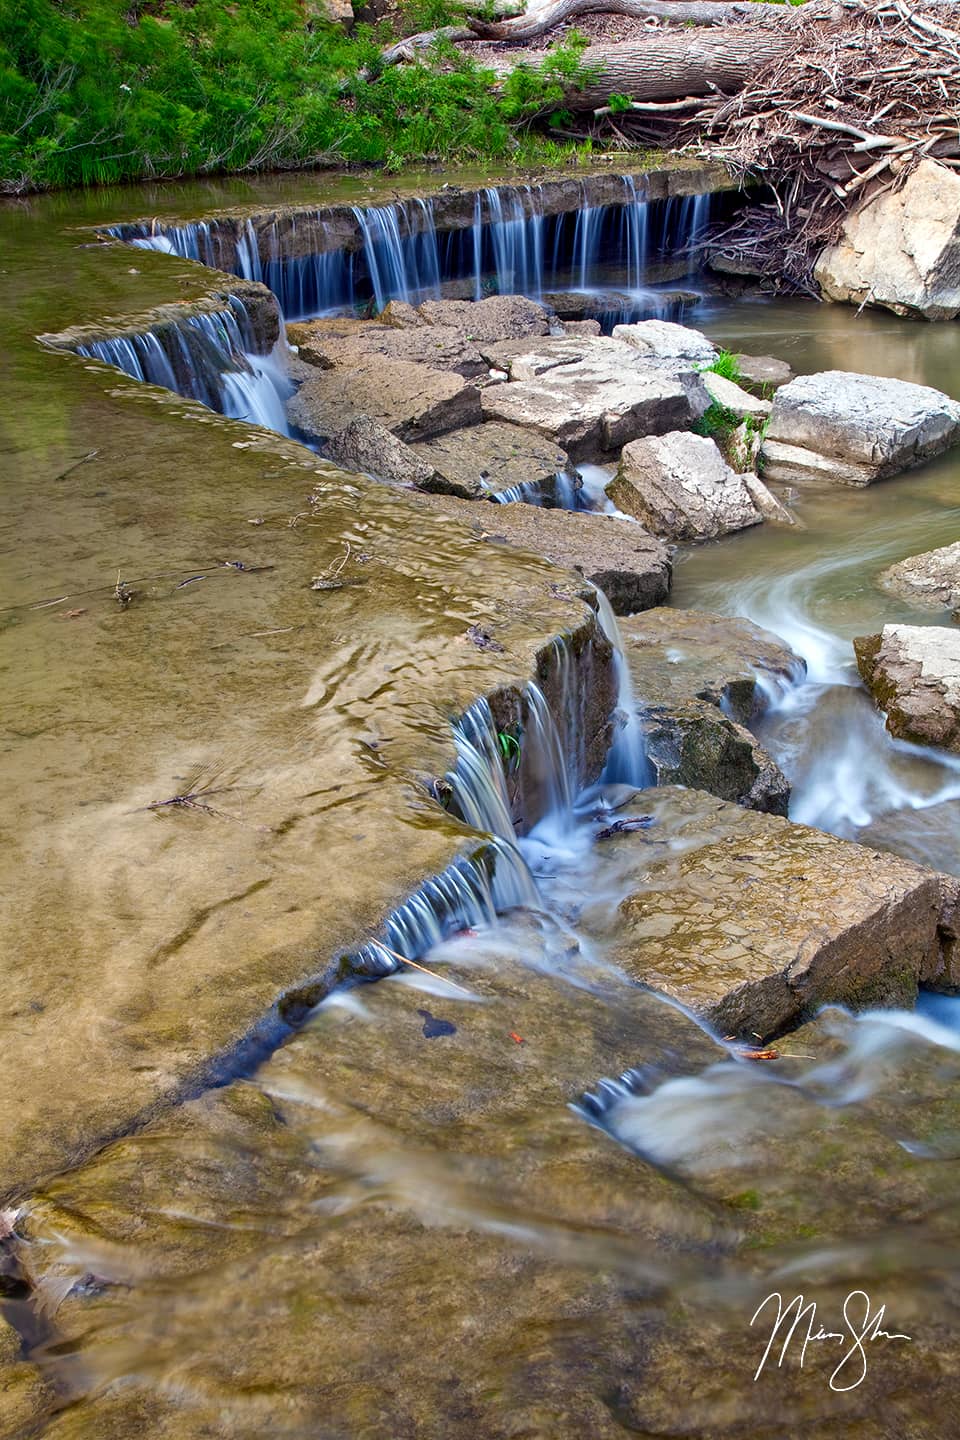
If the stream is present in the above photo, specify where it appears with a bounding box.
[2,173,960,1437]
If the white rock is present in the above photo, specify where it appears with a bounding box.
[816,160,960,321]
[880,541,960,615]
[612,320,717,363]
[607,431,763,541]
[702,370,771,420]
[761,370,960,486]
[855,624,960,752]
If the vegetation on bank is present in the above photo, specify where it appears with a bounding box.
[0,0,597,193]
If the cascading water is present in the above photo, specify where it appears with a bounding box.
[74,296,292,433]
[110,177,719,328]
[594,590,654,790]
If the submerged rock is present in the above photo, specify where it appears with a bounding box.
[618,607,802,812]
[410,490,672,616]
[609,430,763,541]
[761,370,960,486]
[478,335,709,461]
[409,422,572,501]
[287,356,483,443]
[879,540,960,617]
[735,353,794,391]
[815,159,960,321]
[855,624,960,753]
[600,786,958,1041]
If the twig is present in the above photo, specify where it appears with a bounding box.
[378,943,475,996]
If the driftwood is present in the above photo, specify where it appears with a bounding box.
[467,0,777,41]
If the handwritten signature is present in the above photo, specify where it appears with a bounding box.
[751,1291,911,1391]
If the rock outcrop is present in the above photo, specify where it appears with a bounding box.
[815,160,960,321]
[410,422,572,501]
[411,490,672,615]
[478,336,709,461]
[288,356,483,443]
[608,431,764,540]
[855,624,960,752]
[612,319,717,364]
[761,370,960,486]
[879,541,960,617]
[598,786,957,1041]
[327,415,440,489]
[618,607,802,812]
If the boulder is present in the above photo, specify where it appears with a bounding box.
[409,422,571,501]
[559,318,602,336]
[287,356,482,444]
[611,319,717,364]
[478,336,709,462]
[326,415,439,490]
[609,431,763,541]
[303,0,353,27]
[595,786,956,1041]
[815,159,960,321]
[618,606,803,812]
[702,369,771,421]
[618,606,805,724]
[735,353,794,391]
[287,315,487,377]
[411,490,672,615]
[854,624,960,753]
[879,540,960,617]
[761,370,960,486]
[416,294,551,340]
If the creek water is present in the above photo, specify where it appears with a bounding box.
[3,176,960,1437]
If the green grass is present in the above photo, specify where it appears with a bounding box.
[0,0,596,193]
[700,348,745,384]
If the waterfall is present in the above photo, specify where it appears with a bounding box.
[594,590,654,789]
[76,296,292,434]
[110,177,722,327]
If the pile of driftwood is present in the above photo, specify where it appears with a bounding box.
[375,0,960,288]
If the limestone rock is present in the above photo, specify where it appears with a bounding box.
[559,318,602,336]
[815,160,960,321]
[702,369,771,421]
[618,606,805,723]
[326,415,439,490]
[416,294,550,341]
[854,624,960,752]
[287,357,482,443]
[287,315,487,377]
[409,422,571,501]
[742,471,796,526]
[609,431,763,541]
[479,336,709,462]
[303,0,354,26]
[761,370,960,486]
[735,353,794,391]
[611,319,717,364]
[411,490,672,615]
[879,541,960,617]
[600,786,954,1041]
[618,606,802,812]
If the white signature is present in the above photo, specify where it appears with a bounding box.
[751,1291,911,1391]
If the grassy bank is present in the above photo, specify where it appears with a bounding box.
[0,0,594,193]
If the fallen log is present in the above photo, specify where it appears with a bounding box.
[467,0,776,40]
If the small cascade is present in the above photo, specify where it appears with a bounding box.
[351,200,443,311]
[573,197,604,291]
[620,176,649,292]
[482,186,544,299]
[76,296,292,434]
[353,656,594,976]
[594,590,654,789]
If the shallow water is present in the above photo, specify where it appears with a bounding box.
[3,179,960,1437]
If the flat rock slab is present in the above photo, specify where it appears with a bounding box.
[478,336,708,462]
[855,624,960,752]
[287,356,482,443]
[815,159,960,321]
[880,540,960,617]
[761,370,960,486]
[736,353,794,391]
[327,413,439,489]
[618,607,803,812]
[594,786,956,1041]
[410,490,672,616]
[611,319,717,363]
[609,430,763,541]
[410,421,571,500]
[618,606,805,722]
